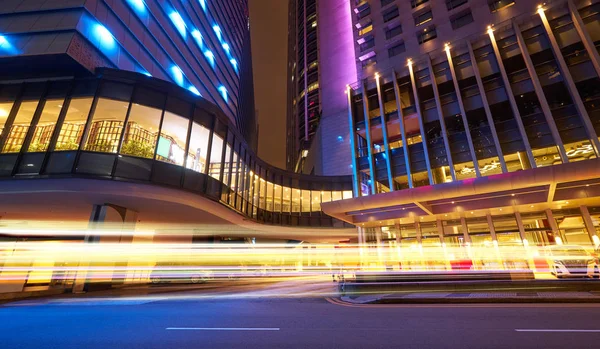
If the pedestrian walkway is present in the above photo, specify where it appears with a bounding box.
[341,291,600,304]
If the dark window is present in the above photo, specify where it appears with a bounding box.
[414,9,433,26]
[411,0,429,8]
[488,0,515,13]
[360,36,375,52]
[382,6,399,22]
[357,3,371,20]
[417,26,437,44]
[385,24,403,40]
[450,9,474,30]
[388,41,406,57]
[381,0,395,7]
[446,0,468,11]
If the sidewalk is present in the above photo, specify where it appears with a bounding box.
[341,290,600,304]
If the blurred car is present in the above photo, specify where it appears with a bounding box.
[150,262,213,284]
[546,245,598,278]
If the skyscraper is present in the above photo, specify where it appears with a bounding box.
[322,0,600,249]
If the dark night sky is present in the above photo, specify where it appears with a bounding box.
[249,0,288,169]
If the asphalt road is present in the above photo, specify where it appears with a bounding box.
[1,282,599,348]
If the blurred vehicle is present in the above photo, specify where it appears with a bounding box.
[545,245,598,278]
[150,262,213,284]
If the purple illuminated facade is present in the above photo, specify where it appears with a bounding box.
[286,0,357,176]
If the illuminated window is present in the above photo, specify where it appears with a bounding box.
[54,98,92,151]
[27,100,64,152]
[0,101,14,134]
[120,104,161,159]
[414,9,433,27]
[358,24,373,36]
[488,0,515,13]
[84,98,128,153]
[209,133,224,180]
[2,101,39,153]
[156,111,188,166]
[186,122,210,172]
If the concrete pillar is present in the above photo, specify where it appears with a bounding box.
[568,0,600,78]
[375,73,395,191]
[487,27,536,168]
[538,6,600,156]
[391,70,413,188]
[408,59,435,185]
[395,222,402,246]
[486,213,498,242]
[426,55,457,181]
[460,216,471,244]
[466,41,507,173]
[73,204,138,293]
[415,221,423,244]
[545,208,563,244]
[579,205,598,245]
[514,212,527,243]
[444,45,481,177]
[361,80,377,194]
[346,86,361,197]
[436,218,445,243]
[513,20,568,164]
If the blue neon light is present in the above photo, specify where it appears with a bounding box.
[93,24,117,51]
[213,25,222,42]
[218,85,228,102]
[222,43,230,54]
[169,11,187,38]
[191,29,204,49]
[171,65,184,86]
[0,34,17,55]
[337,136,343,141]
[199,0,207,11]
[230,58,238,71]
[126,0,147,13]
[204,50,215,68]
[188,86,201,96]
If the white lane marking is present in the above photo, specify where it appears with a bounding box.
[515,329,600,333]
[166,327,280,331]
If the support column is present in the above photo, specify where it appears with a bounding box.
[346,85,361,197]
[514,212,527,243]
[73,204,138,293]
[415,221,423,244]
[426,55,457,181]
[392,70,414,188]
[486,213,497,242]
[538,6,600,156]
[408,59,435,185]
[460,216,471,244]
[444,45,481,177]
[436,218,445,244]
[513,20,568,163]
[579,205,599,245]
[545,208,563,244]
[361,80,377,194]
[568,0,600,78]
[375,73,395,191]
[395,222,402,246]
[487,27,536,168]
[466,41,507,172]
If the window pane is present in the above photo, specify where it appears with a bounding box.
[209,134,224,180]
[311,190,321,211]
[343,190,353,199]
[301,189,311,213]
[2,101,39,153]
[84,98,128,153]
[259,177,266,209]
[55,98,92,151]
[321,191,332,203]
[0,102,15,134]
[292,189,301,212]
[222,143,232,185]
[156,111,188,166]
[274,184,282,213]
[332,191,342,201]
[121,104,161,159]
[266,181,274,211]
[186,122,210,172]
[28,99,64,152]
[282,186,291,213]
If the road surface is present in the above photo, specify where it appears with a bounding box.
[1,281,599,348]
